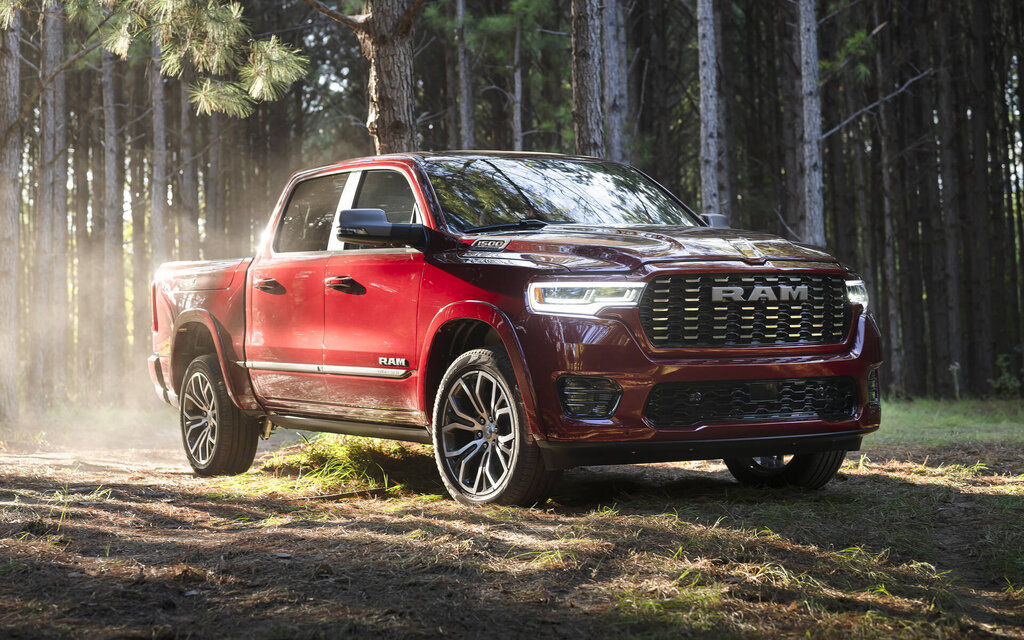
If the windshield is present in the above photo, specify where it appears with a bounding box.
[423,156,699,233]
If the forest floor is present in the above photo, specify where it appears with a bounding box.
[0,400,1022,639]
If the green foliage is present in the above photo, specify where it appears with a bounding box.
[0,0,306,117]
[989,349,1024,398]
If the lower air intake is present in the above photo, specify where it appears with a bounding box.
[644,376,858,428]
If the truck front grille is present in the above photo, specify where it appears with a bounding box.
[638,273,850,348]
[644,376,859,428]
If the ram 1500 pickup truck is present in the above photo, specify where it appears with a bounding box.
[149,152,882,505]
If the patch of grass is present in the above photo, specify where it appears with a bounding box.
[216,434,441,498]
[875,398,1024,446]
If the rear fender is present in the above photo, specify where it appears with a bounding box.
[170,309,260,411]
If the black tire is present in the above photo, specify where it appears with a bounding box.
[723,450,846,489]
[431,347,561,506]
[179,354,260,476]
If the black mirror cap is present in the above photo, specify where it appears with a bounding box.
[701,213,730,229]
[336,208,428,249]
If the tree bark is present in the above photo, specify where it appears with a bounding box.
[33,1,61,400]
[101,52,125,397]
[180,78,200,258]
[697,0,719,215]
[602,0,628,163]
[874,23,903,396]
[128,65,149,372]
[571,0,604,157]
[0,10,20,421]
[798,0,825,246]
[150,39,169,267]
[714,0,733,222]
[511,18,523,151]
[455,0,474,149]
[965,0,994,392]
[52,10,68,383]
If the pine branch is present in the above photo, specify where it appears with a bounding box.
[822,67,933,140]
[299,0,367,32]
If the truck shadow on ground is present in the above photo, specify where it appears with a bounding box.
[0,447,1021,638]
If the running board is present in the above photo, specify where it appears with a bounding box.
[268,414,432,444]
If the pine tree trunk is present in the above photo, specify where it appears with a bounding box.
[798,0,824,246]
[129,66,150,371]
[697,0,719,215]
[511,19,523,151]
[965,0,995,392]
[33,1,61,400]
[455,0,474,149]
[571,0,604,157]
[72,73,93,398]
[343,0,421,154]
[150,39,169,267]
[713,0,733,222]
[874,28,903,396]
[602,0,628,163]
[101,52,125,398]
[180,79,200,258]
[0,11,21,421]
[51,11,68,386]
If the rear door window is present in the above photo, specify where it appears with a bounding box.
[352,170,419,224]
[275,173,349,253]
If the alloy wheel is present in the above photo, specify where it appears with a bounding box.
[439,370,518,498]
[182,371,219,466]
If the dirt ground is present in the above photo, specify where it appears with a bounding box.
[1,439,1022,639]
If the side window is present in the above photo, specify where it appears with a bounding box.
[352,170,418,224]
[275,173,349,253]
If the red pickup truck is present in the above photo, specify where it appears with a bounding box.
[149,152,881,505]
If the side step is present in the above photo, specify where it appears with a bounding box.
[268,414,432,444]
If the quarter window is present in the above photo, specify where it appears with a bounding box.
[275,173,349,253]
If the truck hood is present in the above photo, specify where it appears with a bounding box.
[467,225,837,271]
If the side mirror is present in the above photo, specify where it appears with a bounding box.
[702,213,730,229]
[336,209,427,249]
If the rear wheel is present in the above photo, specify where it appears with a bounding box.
[180,354,259,476]
[432,348,560,506]
[723,451,846,489]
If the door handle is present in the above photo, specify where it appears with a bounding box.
[325,276,365,294]
[254,277,283,293]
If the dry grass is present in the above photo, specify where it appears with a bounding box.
[0,400,1022,638]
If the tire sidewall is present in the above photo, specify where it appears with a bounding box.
[431,349,528,506]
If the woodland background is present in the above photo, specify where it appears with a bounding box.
[0,0,1022,428]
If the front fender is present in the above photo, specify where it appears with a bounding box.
[419,301,544,439]
[170,309,260,411]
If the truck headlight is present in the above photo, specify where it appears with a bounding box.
[845,279,869,312]
[527,281,645,317]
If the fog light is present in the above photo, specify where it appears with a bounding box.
[867,369,881,405]
[558,376,622,419]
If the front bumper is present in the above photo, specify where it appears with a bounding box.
[537,427,876,470]
[519,309,883,449]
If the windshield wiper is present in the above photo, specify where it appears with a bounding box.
[466,218,550,234]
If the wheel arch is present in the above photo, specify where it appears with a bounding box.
[419,302,543,438]
[169,309,256,410]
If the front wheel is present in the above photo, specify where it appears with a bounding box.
[432,348,560,506]
[723,450,846,489]
[179,354,259,476]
